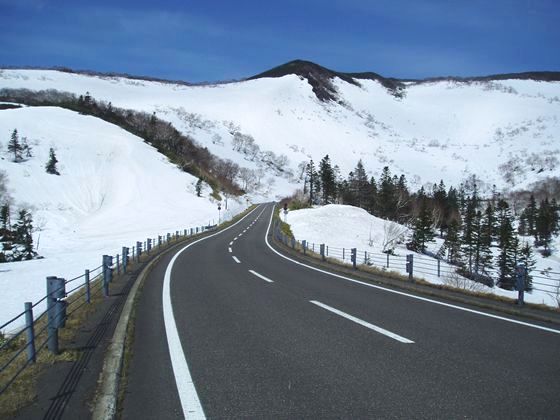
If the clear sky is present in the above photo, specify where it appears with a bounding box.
[1,0,559,83]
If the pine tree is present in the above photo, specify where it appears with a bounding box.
[496,199,516,289]
[318,155,336,204]
[526,194,537,238]
[482,203,495,247]
[350,160,369,209]
[444,216,462,264]
[536,198,554,253]
[411,195,434,252]
[0,203,10,232]
[195,178,203,197]
[378,166,396,219]
[305,159,318,205]
[14,209,33,260]
[461,194,479,274]
[518,242,535,291]
[366,176,378,216]
[7,129,23,162]
[473,210,493,282]
[45,148,60,175]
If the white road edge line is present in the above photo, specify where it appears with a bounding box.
[232,256,241,263]
[310,300,414,343]
[163,205,260,419]
[264,205,560,336]
[249,269,274,283]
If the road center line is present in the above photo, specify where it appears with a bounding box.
[232,256,241,263]
[163,204,260,418]
[229,241,233,246]
[228,247,232,253]
[249,270,274,283]
[310,300,414,344]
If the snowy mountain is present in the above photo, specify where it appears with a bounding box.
[1,60,560,324]
[1,61,560,195]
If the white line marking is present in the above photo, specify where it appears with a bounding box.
[233,237,238,241]
[310,300,414,343]
[232,256,241,263]
[239,233,243,237]
[163,205,260,418]
[264,206,560,336]
[249,270,274,283]
[228,247,232,253]
[229,241,233,246]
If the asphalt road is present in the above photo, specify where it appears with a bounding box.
[121,203,560,419]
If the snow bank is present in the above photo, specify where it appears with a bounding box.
[288,205,560,308]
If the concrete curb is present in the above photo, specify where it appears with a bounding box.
[92,253,162,420]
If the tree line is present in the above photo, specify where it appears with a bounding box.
[302,156,560,290]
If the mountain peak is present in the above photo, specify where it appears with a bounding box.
[248,59,405,102]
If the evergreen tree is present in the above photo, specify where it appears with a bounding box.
[461,194,479,273]
[366,176,378,216]
[395,174,410,223]
[526,194,538,238]
[482,203,495,247]
[305,159,318,205]
[496,199,516,289]
[444,217,462,264]
[350,160,369,209]
[318,155,336,204]
[45,148,60,175]
[378,166,396,219]
[14,209,33,260]
[195,178,203,197]
[433,180,447,236]
[518,242,535,291]
[473,210,493,281]
[411,193,434,252]
[7,129,23,162]
[0,203,10,231]
[536,198,554,252]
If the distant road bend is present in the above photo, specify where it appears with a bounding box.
[122,203,560,419]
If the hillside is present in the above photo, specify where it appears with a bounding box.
[1,63,558,195]
[0,106,246,327]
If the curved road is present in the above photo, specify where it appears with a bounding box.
[122,203,560,419]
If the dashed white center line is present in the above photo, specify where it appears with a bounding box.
[239,233,243,237]
[232,256,241,263]
[248,270,274,283]
[228,247,232,253]
[310,301,414,344]
[229,241,233,246]
[233,237,238,241]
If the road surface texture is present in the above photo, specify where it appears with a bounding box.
[121,204,560,419]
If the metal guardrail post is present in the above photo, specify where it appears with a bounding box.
[147,238,152,255]
[24,302,36,363]
[46,276,65,354]
[116,254,120,274]
[387,253,390,268]
[406,254,414,282]
[122,247,128,273]
[302,240,307,255]
[437,259,441,277]
[291,238,296,249]
[103,255,112,296]
[136,241,142,261]
[320,244,325,261]
[351,248,357,269]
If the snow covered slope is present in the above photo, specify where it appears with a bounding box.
[1,66,559,193]
[0,106,245,327]
[288,205,560,308]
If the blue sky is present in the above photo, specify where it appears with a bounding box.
[1,0,559,82]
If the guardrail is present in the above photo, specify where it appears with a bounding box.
[272,219,560,308]
[0,223,215,397]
